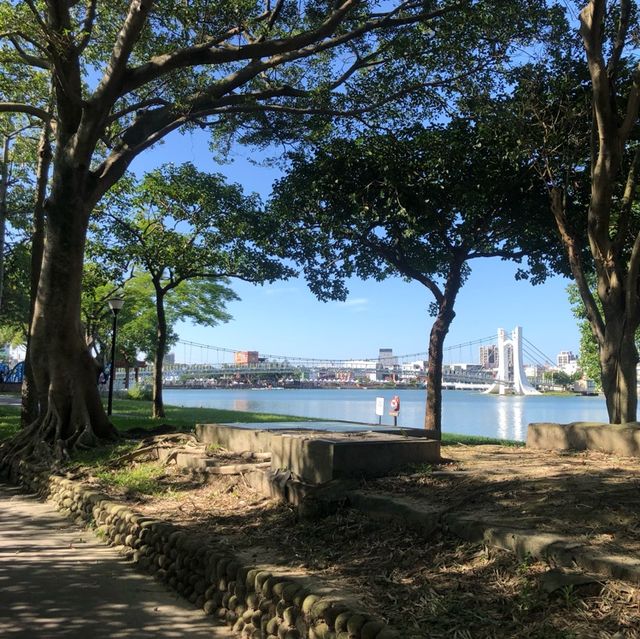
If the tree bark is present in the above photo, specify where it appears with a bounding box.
[4,163,117,462]
[423,259,465,440]
[0,135,9,311]
[21,120,52,426]
[152,287,167,418]
[545,1,640,424]
[599,315,639,423]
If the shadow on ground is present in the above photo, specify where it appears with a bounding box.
[0,484,229,639]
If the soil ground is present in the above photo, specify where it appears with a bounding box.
[79,443,640,639]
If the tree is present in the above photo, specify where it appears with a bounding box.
[269,117,559,439]
[516,1,640,422]
[0,0,513,459]
[96,163,291,417]
[567,282,602,387]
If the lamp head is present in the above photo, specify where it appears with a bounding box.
[107,297,125,313]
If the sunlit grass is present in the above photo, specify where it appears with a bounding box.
[71,441,139,468]
[109,398,312,433]
[95,461,165,495]
[0,403,20,440]
[442,433,524,447]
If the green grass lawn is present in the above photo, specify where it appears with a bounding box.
[109,398,312,432]
[0,404,20,440]
[0,396,522,447]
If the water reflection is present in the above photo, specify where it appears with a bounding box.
[513,401,524,441]
[232,399,250,412]
[496,401,509,440]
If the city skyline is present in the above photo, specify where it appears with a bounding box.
[174,260,579,365]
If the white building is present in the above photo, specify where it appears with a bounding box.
[556,351,579,375]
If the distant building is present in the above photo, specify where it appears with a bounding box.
[479,345,498,368]
[557,350,577,367]
[444,363,484,376]
[234,351,259,366]
[557,350,579,375]
[524,364,547,380]
[344,360,377,370]
[401,360,426,373]
[164,352,175,365]
[480,344,513,370]
[378,348,397,368]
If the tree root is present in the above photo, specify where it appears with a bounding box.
[106,433,198,468]
[0,402,118,478]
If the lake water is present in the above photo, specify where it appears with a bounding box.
[162,388,609,441]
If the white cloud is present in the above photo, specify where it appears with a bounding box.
[342,297,369,312]
[263,286,299,296]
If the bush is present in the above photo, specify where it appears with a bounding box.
[126,383,153,401]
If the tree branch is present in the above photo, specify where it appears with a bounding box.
[361,235,444,302]
[613,146,640,251]
[6,35,49,68]
[24,0,49,35]
[121,0,360,94]
[619,63,640,142]
[626,230,640,321]
[0,102,52,121]
[77,0,99,54]
[580,0,616,141]
[120,1,450,97]
[107,98,171,124]
[550,186,605,343]
[607,0,631,76]
[93,0,155,105]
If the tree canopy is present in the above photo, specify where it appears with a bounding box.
[93,162,289,416]
[512,0,640,422]
[269,113,561,436]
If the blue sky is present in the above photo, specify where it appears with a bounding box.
[130,129,579,364]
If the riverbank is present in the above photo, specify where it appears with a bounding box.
[0,397,520,447]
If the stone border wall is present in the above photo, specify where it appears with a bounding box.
[527,422,640,456]
[4,459,398,639]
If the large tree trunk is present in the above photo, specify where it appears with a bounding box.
[423,260,464,440]
[599,317,638,423]
[22,120,52,426]
[3,169,117,463]
[152,288,167,418]
[558,0,640,424]
[0,134,12,311]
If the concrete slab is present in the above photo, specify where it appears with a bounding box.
[0,483,231,638]
[527,421,640,456]
[196,423,440,484]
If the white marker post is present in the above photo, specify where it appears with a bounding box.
[375,397,384,425]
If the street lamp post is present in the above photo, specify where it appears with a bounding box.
[107,297,125,416]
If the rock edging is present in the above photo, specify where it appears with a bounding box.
[4,459,398,639]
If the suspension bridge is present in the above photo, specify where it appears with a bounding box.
[145,327,558,393]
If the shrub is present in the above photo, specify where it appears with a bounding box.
[126,383,153,401]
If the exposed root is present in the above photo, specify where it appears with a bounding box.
[106,433,198,468]
[0,403,118,479]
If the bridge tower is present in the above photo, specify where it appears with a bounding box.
[485,326,540,396]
